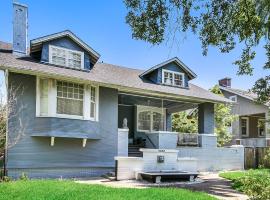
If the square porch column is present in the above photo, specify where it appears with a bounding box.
[265,111,270,146]
[198,103,217,147]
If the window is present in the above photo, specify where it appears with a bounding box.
[241,117,249,136]
[90,86,96,119]
[39,79,49,116]
[137,106,165,132]
[36,77,98,121]
[258,119,265,137]
[49,45,84,69]
[229,95,237,102]
[56,81,84,116]
[162,69,184,87]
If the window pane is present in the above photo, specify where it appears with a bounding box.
[57,98,83,116]
[241,118,247,135]
[138,111,151,131]
[174,74,183,86]
[152,112,164,131]
[164,72,173,85]
[40,79,48,115]
[56,81,83,116]
[90,87,96,118]
[68,51,82,69]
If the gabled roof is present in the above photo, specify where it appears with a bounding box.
[0,51,231,104]
[140,57,197,80]
[219,86,257,101]
[30,30,100,63]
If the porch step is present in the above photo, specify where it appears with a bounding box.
[128,144,144,157]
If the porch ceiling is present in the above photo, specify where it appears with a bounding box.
[118,93,198,113]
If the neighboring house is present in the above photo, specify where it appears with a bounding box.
[0,3,231,178]
[219,78,270,147]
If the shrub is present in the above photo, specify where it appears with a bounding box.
[240,174,270,200]
[19,172,29,181]
[1,176,11,182]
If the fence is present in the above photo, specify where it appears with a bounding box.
[244,147,270,169]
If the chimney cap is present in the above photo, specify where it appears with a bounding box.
[13,2,28,8]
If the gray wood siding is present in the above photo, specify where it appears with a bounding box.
[222,90,268,139]
[222,90,268,116]
[7,73,118,170]
[41,37,92,70]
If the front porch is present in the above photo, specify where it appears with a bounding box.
[235,113,269,147]
[117,92,216,156]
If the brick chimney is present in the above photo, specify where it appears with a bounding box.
[219,77,231,88]
[13,2,28,56]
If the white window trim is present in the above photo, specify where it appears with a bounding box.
[258,118,265,137]
[48,45,85,69]
[136,105,166,132]
[162,69,185,87]
[241,117,249,137]
[36,77,99,121]
[229,95,237,102]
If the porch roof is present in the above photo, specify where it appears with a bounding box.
[0,51,231,104]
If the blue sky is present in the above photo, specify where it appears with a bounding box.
[0,0,266,90]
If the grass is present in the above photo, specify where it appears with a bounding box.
[219,169,270,190]
[0,180,217,200]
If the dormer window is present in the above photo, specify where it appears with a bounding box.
[162,69,184,87]
[49,45,84,69]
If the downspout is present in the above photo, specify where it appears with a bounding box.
[4,69,8,176]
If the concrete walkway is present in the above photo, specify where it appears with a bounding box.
[77,173,248,200]
[174,173,248,200]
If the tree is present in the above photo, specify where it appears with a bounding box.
[210,85,236,146]
[124,0,270,103]
[172,111,197,133]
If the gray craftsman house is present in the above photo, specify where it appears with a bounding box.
[1,3,234,178]
[219,78,270,147]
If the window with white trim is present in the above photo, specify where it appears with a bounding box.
[162,69,184,87]
[137,105,165,132]
[258,119,265,137]
[36,77,98,121]
[241,117,249,136]
[56,81,84,116]
[49,45,84,69]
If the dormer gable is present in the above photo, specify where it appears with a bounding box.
[140,57,197,88]
[30,30,100,70]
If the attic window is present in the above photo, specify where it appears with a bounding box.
[162,69,184,87]
[49,45,84,69]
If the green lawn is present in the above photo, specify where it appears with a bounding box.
[0,180,216,200]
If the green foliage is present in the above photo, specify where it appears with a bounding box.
[19,172,29,181]
[0,180,217,200]
[220,169,270,200]
[172,111,198,133]
[124,0,270,104]
[210,85,235,146]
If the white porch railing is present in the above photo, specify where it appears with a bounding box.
[177,133,199,146]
